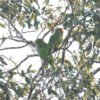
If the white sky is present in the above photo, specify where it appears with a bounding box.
[0,0,100,99]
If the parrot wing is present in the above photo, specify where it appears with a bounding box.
[36,39,53,66]
[36,39,49,61]
[49,31,63,50]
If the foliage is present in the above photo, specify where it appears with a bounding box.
[0,0,100,99]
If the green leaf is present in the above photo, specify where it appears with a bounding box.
[86,50,91,55]
[63,14,70,22]
[24,0,31,6]
[21,70,25,77]
[95,23,100,39]
[93,15,100,23]
[48,86,57,95]
[27,64,32,73]
[0,0,3,2]
[25,76,30,84]
[0,69,2,75]
[9,72,16,79]
[45,0,49,4]
[34,8,40,15]
[93,0,100,3]
[16,87,25,97]
[56,6,62,11]
[63,19,73,29]
[89,31,95,36]
[47,22,52,29]
[0,56,7,65]
[0,69,3,78]
[0,23,5,28]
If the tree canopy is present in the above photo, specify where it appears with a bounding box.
[0,0,100,100]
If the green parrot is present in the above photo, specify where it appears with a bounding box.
[49,28,64,51]
[35,39,53,65]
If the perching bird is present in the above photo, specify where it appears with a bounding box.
[35,39,53,66]
[49,28,64,51]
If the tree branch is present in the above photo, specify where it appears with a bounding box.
[93,67,100,75]
[3,54,38,74]
[71,61,89,89]
[28,55,52,99]
[0,44,28,51]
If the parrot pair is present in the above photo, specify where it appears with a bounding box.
[35,28,64,66]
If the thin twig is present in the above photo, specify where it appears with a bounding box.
[66,49,76,65]
[62,24,78,46]
[0,44,28,51]
[22,30,36,34]
[94,61,100,64]
[3,54,38,74]
[93,67,100,75]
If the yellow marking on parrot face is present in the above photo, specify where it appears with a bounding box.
[61,28,64,33]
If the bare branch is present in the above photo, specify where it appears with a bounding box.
[66,49,76,65]
[31,78,52,99]
[28,55,52,99]
[0,44,28,51]
[93,67,100,75]
[22,30,36,34]
[0,13,27,42]
[94,61,100,64]
[3,54,38,74]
